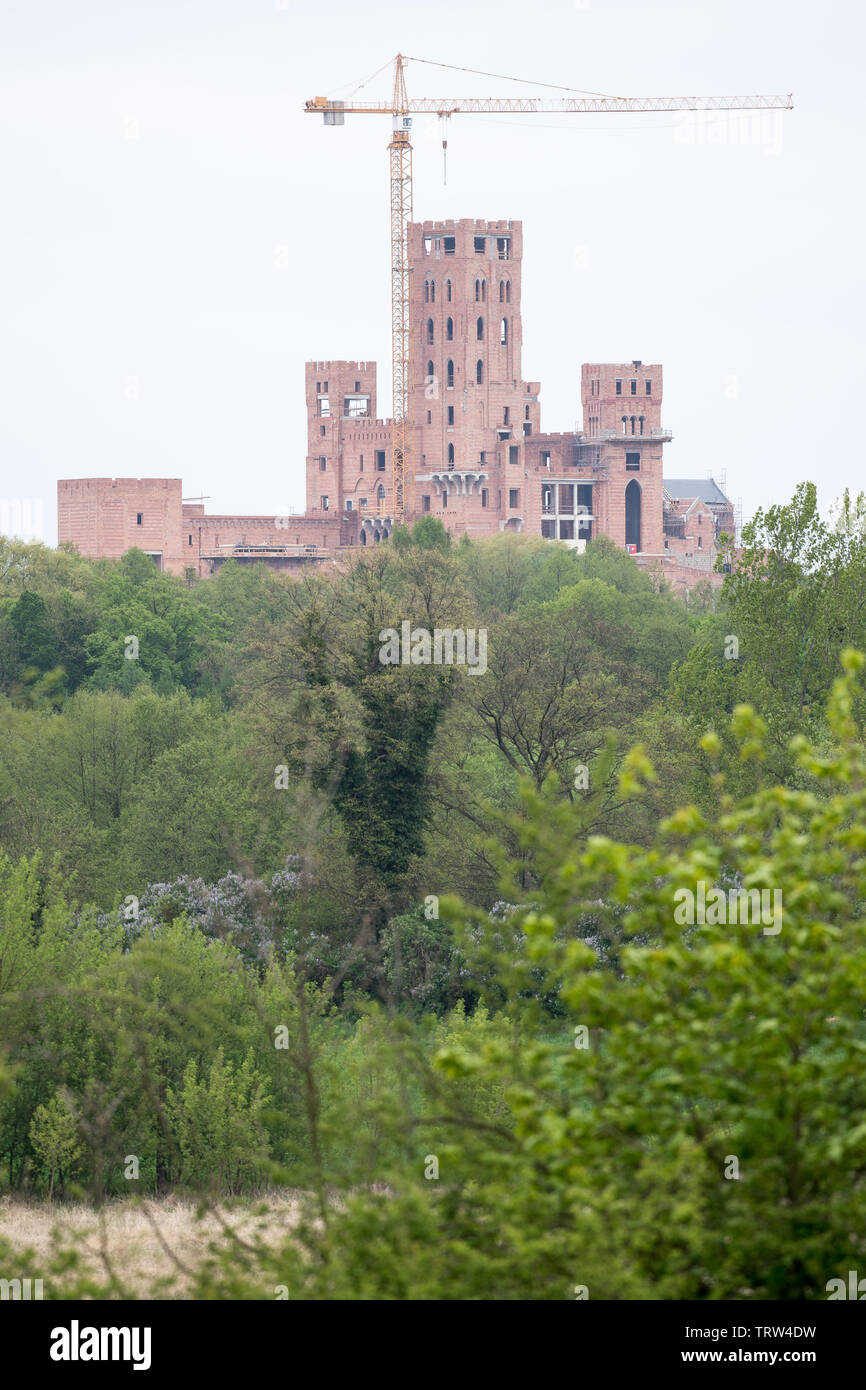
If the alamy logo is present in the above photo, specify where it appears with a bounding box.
[0,1277,43,1299]
[826,1271,866,1299]
[50,1321,152,1371]
[673,881,782,935]
[378,621,487,676]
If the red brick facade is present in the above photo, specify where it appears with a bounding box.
[57,217,731,588]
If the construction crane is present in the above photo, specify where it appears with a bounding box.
[304,54,792,523]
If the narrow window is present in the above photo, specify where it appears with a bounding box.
[422,494,431,512]
[430,280,435,302]
[525,405,530,419]
[323,380,328,392]
[475,279,481,302]
[474,235,486,253]
[427,410,432,424]
[354,380,360,392]
[504,407,510,425]
[505,281,511,303]
[377,484,385,499]
[639,416,644,435]
[375,450,386,471]
[427,359,434,380]
[320,457,327,471]
[630,416,636,435]
[622,416,628,436]
[188,534,192,545]
[425,281,430,303]
[631,380,637,395]
[477,316,484,340]
[499,281,505,302]
[359,455,364,470]
[476,359,483,385]
[346,499,353,510]
[645,380,652,395]
[481,279,486,302]
[442,489,448,507]
[616,380,622,395]
[443,236,455,254]
[500,317,508,345]
[448,405,454,425]
[446,279,452,302]
[509,488,519,508]
[446,317,453,340]
[447,359,454,388]
[321,495,329,510]
[698,535,703,549]
[426,318,434,345]
[509,445,518,465]
[448,443,455,465]
[320,425,326,436]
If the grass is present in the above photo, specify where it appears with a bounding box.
[0,1192,306,1298]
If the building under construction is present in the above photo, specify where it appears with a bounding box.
[58,217,734,590]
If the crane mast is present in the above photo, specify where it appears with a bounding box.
[304,56,792,525]
[388,55,412,521]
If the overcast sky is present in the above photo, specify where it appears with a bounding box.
[1,0,862,545]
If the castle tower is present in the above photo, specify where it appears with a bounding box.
[409,219,541,535]
[580,362,668,554]
[305,360,383,537]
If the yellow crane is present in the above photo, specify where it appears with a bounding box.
[304,54,792,523]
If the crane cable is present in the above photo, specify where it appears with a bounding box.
[402,54,627,102]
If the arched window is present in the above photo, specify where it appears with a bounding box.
[625,479,642,552]
[505,281,511,302]
[446,317,453,341]
[475,279,481,302]
[361,530,367,545]
[630,416,636,435]
[377,484,386,499]
[424,280,430,303]
[447,359,454,388]
[476,359,484,385]
[430,280,435,303]
[426,359,434,380]
[639,416,644,435]
[482,279,487,302]
[446,279,452,302]
[426,318,434,345]
[477,316,484,340]
[500,317,508,345]
[448,442,455,465]
[621,415,628,436]
[499,281,505,302]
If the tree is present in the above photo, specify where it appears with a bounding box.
[29,1095,82,1199]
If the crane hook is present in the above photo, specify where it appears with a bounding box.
[438,112,451,185]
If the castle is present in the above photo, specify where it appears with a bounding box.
[58,218,733,589]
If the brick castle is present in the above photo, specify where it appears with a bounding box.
[58,218,734,590]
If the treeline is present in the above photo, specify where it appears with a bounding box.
[2,482,866,1299]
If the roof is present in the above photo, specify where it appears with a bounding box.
[664,478,731,505]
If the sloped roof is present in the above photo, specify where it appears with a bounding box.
[664,478,731,505]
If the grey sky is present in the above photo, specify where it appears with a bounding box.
[1,0,862,545]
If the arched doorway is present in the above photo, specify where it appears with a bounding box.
[625,479,641,552]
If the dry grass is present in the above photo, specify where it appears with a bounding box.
[0,1192,307,1298]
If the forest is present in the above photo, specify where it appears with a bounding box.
[1,480,866,1299]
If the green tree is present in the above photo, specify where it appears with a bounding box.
[29,1095,82,1199]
